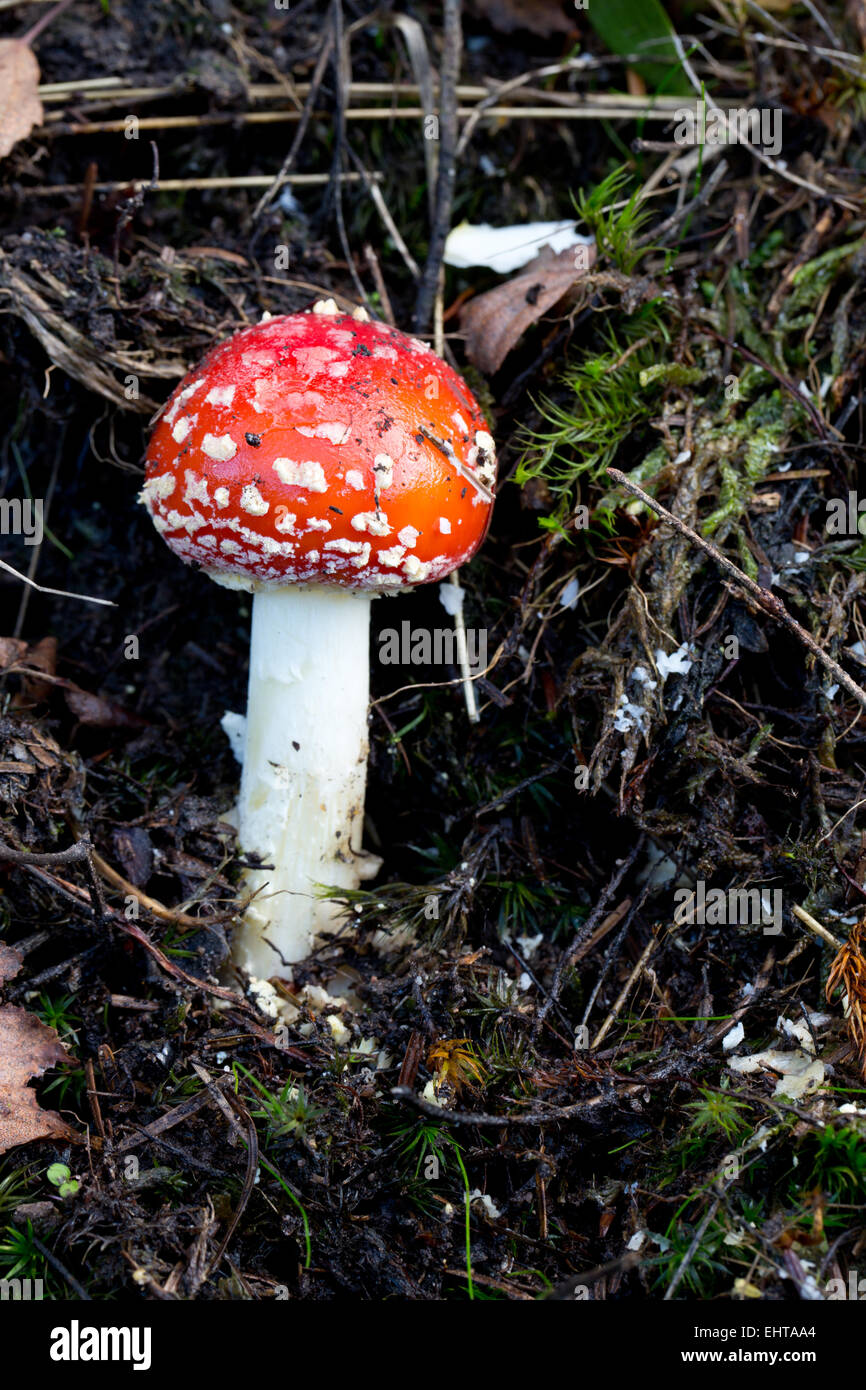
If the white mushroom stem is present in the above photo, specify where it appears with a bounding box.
[230,586,380,977]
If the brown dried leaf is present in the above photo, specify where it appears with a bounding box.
[0,40,43,160]
[24,728,62,768]
[181,246,250,266]
[460,243,596,375]
[471,0,575,37]
[0,945,22,985]
[64,684,147,729]
[0,1005,73,1154]
[847,0,866,48]
[112,826,153,887]
[21,635,57,702]
[0,637,28,670]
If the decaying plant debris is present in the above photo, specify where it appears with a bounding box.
[1,0,866,1304]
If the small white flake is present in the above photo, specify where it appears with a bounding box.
[240,484,269,516]
[632,665,658,691]
[373,454,395,488]
[202,433,238,462]
[297,421,350,445]
[345,469,365,490]
[655,643,695,682]
[205,385,235,407]
[141,474,175,503]
[324,539,365,554]
[184,471,209,506]
[273,458,327,492]
[398,525,419,548]
[558,576,580,609]
[351,511,391,536]
[723,1022,745,1052]
[379,545,405,567]
[468,1190,502,1220]
[613,694,649,734]
[350,543,372,569]
[402,555,429,580]
[516,932,543,958]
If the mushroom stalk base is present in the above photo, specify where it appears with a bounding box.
[232,586,377,978]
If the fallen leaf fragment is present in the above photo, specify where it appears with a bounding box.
[0,637,28,670]
[848,0,866,49]
[180,246,250,266]
[471,0,575,36]
[64,684,147,728]
[460,242,596,374]
[444,220,591,274]
[0,944,22,984]
[0,1004,74,1154]
[0,39,43,159]
[728,1046,825,1101]
[20,635,57,702]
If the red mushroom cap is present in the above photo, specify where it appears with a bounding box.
[141,304,496,591]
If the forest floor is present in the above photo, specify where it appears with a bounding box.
[1,0,866,1303]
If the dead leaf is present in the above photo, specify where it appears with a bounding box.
[0,637,27,670]
[24,728,62,768]
[0,944,22,985]
[112,826,153,887]
[626,69,647,97]
[64,685,147,729]
[21,635,56,702]
[0,1005,74,1154]
[472,0,575,37]
[460,242,596,374]
[847,0,866,49]
[728,1047,825,1100]
[0,40,43,160]
[181,246,250,266]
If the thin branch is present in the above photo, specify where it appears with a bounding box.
[412,0,461,332]
[250,19,334,221]
[390,1085,634,1126]
[19,0,74,46]
[792,903,842,950]
[533,837,645,1038]
[0,834,106,921]
[19,174,371,198]
[0,556,115,607]
[607,468,866,714]
[668,27,858,211]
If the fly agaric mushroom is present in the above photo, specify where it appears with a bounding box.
[141,301,496,977]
